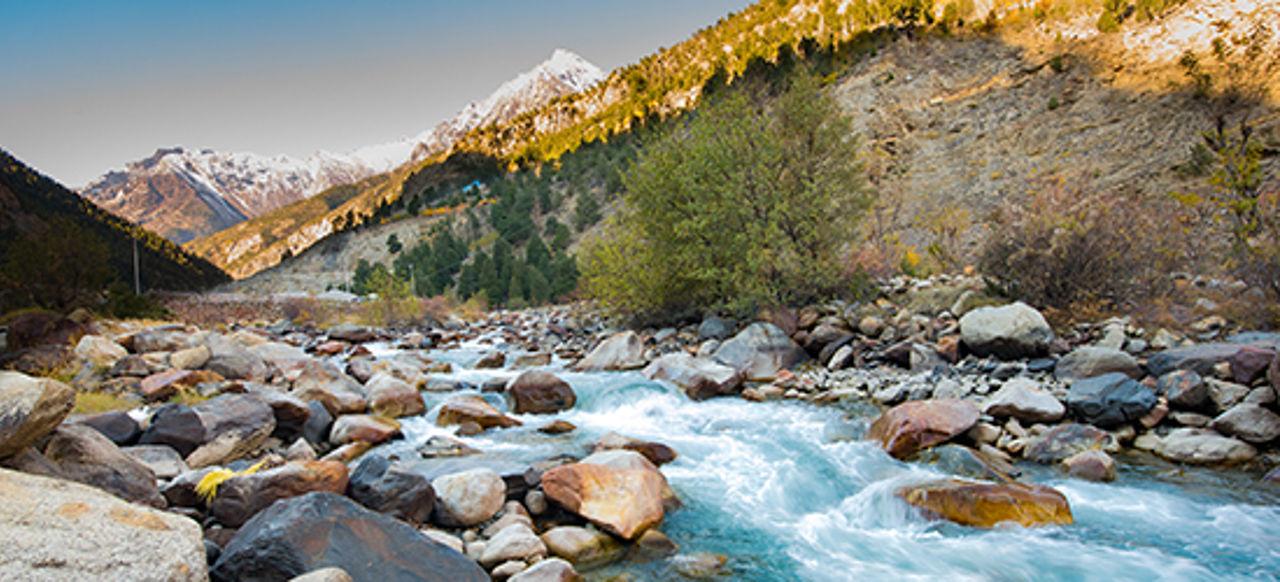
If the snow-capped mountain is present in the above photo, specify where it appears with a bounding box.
[80,49,604,244]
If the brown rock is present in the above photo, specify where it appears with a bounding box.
[592,432,678,466]
[867,399,980,459]
[897,479,1073,528]
[329,415,401,445]
[364,373,425,418]
[539,420,577,435]
[0,371,75,459]
[437,395,521,430]
[1062,450,1116,482]
[508,371,576,414]
[211,460,350,527]
[42,424,165,508]
[541,461,666,540]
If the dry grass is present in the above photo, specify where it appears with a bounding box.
[73,391,138,414]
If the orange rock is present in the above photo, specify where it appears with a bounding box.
[867,399,979,459]
[541,462,666,540]
[897,479,1073,528]
[437,395,521,430]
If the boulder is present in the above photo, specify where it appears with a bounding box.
[202,332,269,381]
[575,331,646,371]
[437,395,521,430]
[326,324,376,343]
[1054,347,1141,380]
[958,302,1053,359]
[982,378,1065,423]
[42,424,165,507]
[897,479,1073,527]
[211,460,349,527]
[127,325,193,353]
[866,399,980,460]
[711,322,806,381]
[303,400,334,445]
[109,354,153,377]
[508,371,577,414]
[541,459,666,540]
[329,414,401,445]
[138,404,205,457]
[170,345,212,370]
[347,455,436,524]
[642,353,742,400]
[698,317,734,341]
[1157,370,1208,409]
[431,468,506,527]
[479,523,547,567]
[139,369,197,401]
[73,410,141,445]
[593,432,678,466]
[1210,404,1280,444]
[1023,423,1117,464]
[0,468,206,580]
[540,526,625,568]
[247,386,312,441]
[1206,379,1251,412]
[123,444,189,480]
[475,352,506,369]
[185,393,277,468]
[1153,428,1257,464]
[291,360,367,415]
[1062,450,1116,482]
[291,568,353,582]
[1147,343,1249,377]
[1228,346,1276,384]
[74,334,128,367]
[212,492,485,582]
[0,371,75,458]
[365,373,426,418]
[509,559,581,582]
[1065,372,1156,428]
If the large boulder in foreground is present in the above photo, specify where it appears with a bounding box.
[507,371,577,414]
[867,399,980,460]
[1065,372,1156,428]
[0,371,75,458]
[185,393,277,468]
[1153,428,1257,465]
[212,492,485,582]
[958,302,1053,359]
[541,457,667,540]
[42,424,165,508]
[642,353,742,400]
[0,468,207,581]
[897,479,1073,528]
[211,460,349,527]
[712,322,806,381]
[575,331,646,371]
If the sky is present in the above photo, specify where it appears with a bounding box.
[0,0,750,187]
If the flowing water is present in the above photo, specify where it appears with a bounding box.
[370,343,1280,581]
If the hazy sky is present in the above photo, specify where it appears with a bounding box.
[0,0,750,187]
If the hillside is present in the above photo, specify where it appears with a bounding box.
[0,150,228,312]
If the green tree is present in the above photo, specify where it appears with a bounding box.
[573,192,601,232]
[525,234,551,272]
[386,233,403,254]
[1,218,113,311]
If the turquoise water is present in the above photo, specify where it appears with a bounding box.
[373,344,1280,581]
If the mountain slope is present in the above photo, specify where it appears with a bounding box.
[82,50,603,245]
[0,149,228,311]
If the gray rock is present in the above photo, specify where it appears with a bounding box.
[479,523,546,567]
[0,468,206,580]
[958,302,1054,359]
[1206,379,1251,412]
[432,468,506,527]
[575,331,646,371]
[1157,370,1208,409]
[347,455,436,524]
[43,424,165,507]
[1065,373,1156,428]
[1147,343,1249,377]
[642,353,742,400]
[1023,423,1118,464]
[983,378,1065,423]
[202,332,269,381]
[74,334,128,367]
[73,410,142,446]
[0,371,75,458]
[290,568,353,582]
[123,444,189,480]
[697,316,734,341]
[1153,428,1257,464]
[1055,346,1141,380]
[186,393,277,469]
[1210,403,1280,444]
[290,360,367,415]
[508,558,580,582]
[712,322,806,381]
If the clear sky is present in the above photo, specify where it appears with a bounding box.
[0,0,750,187]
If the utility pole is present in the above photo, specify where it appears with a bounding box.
[133,238,141,295]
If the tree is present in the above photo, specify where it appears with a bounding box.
[573,192,601,232]
[386,234,403,254]
[1,218,112,311]
[545,217,572,252]
[580,70,869,319]
[525,235,551,272]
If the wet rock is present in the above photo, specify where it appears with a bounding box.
[541,457,666,540]
[438,395,521,430]
[1065,373,1156,428]
[539,420,577,434]
[1210,403,1280,444]
[480,523,547,568]
[576,331,646,371]
[364,373,426,418]
[634,528,680,560]
[417,434,480,458]
[1062,450,1116,482]
[898,479,1073,527]
[916,444,1018,481]
[211,460,349,527]
[123,444,189,480]
[290,360,367,415]
[711,322,806,381]
[1157,370,1208,409]
[592,432,678,466]
[958,302,1053,359]
[642,353,742,400]
[671,553,729,578]
[509,558,581,582]
[74,334,128,367]
[982,378,1065,423]
[866,399,980,460]
[1055,346,1141,380]
[185,393,277,468]
[432,468,506,527]
[540,525,625,568]
[1153,428,1257,464]
[508,371,577,414]
[329,414,400,445]
[42,424,165,507]
[475,351,506,369]
[0,468,206,580]
[514,352,552,368]
[1147,343,1249,377]
[212,492,485,582]
[1022,423,1116,464]
[73,410,141,445]
[0,371,75,458]
[347,455,435,524]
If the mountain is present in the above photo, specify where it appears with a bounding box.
[0,149,228,312]
[80,50,604,244]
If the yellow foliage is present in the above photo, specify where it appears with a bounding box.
[195,460,267,504]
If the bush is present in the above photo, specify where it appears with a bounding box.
[978,178,1174,313]
[581,70,870,320]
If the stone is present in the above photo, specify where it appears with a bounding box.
[417,435,479,458]
[593,432,678,466]
[1054,347,1141,380]
[982,378,1065,423]
[247,386,312,442]
[202,332,269,381]
[514,352,553,368]
[697,316,734,341]
[211,460,350,527]
[480,523,547,567]
[0,371,75,458]
[958,302,1054,359]
[541,459,666,540]
[329,414,400,445]
[74,334,128,367]
[290,360,367,415]
[858,315,886,337]
[1153,428,1257,464]
[421,529,464,554]
[347,455,436,524]
[1147,343,1249,377]
[326,324,377,343]
[212,492,486,582]
[437,395,521,430]
[0,468,206,580]
[432,468,506,527]
[866,399,980,460]
[634,529,680,559]
[897,479,1073,528]
[671,553,729,578]
[1206,379,1251,412]
[123,444,189,480]
[475,351,506,369]
[1228,346,1275,384]
[642,353,742,400]
[711,322,806,381]
[73,410,141,445]
[1062,450,1116,482]
[170,345,212,370]
[291,568,353,582]
[482,501,532,538]
[185,393,277,468]
[1210,404,1280,444]
[916,444,1018,481]
[508,371,577,414]
[539,420,577,434]
[540,526,625,568]
[137,369,193,401]
[303,400,334,445]
[286,438,317,461]
[575,331,646,371]
[508,558,581,582]
[1065,372,1156,428]
[42,424,165,507]
[491,561,527,580]
[365,373,426,418]
[1023,423,1117,464]
[1158,370,1208,409]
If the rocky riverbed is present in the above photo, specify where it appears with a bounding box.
[1,275,1279,580]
